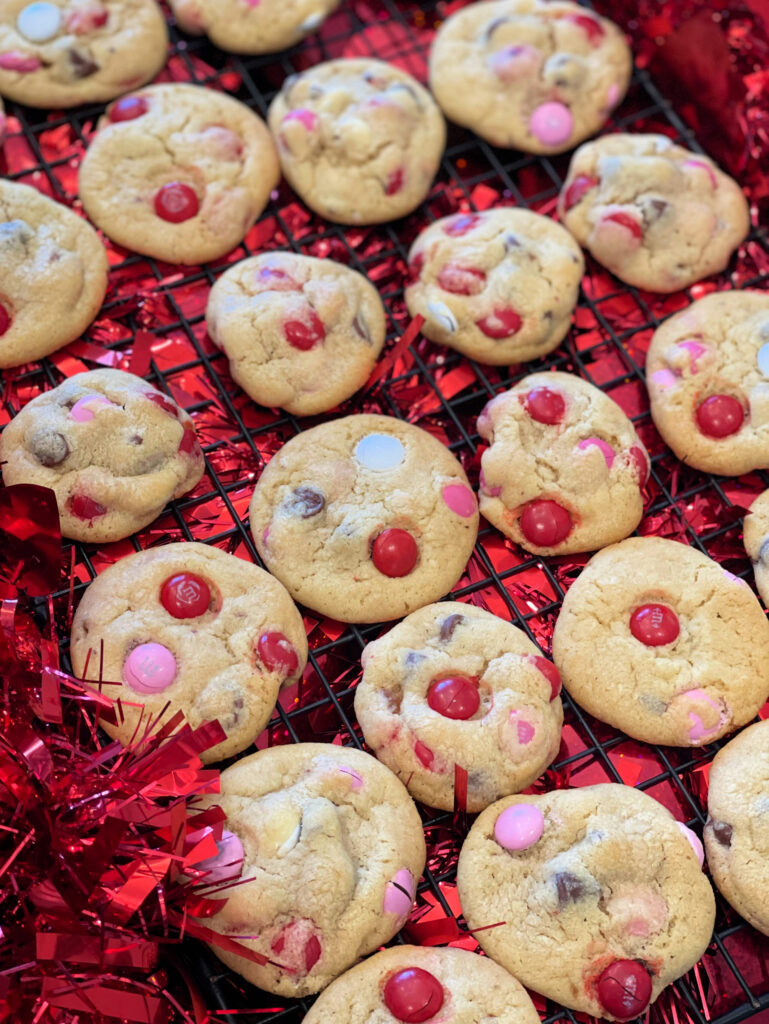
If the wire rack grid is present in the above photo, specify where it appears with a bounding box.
[1,1,769,1022]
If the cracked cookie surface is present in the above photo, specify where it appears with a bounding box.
[79,83,280,264]
[743,488,769,605]
[302,944,541,1024]
[558,133,750,293]
[429,0,631,154]
[552,537,769,746]
[200,743,426,996]
[405,207,584,365]
[477,371,649,555]
[267,58,445,225]
[704,719,769,937]
[249,414,479,623]
[0,368,205,542]
[355,601,563,812]
[169,0,340,54]
[647,292,769,476]
[0,0,168,108]
[0,179,108,368]
[207,252,386,416]
[70,542,307,763]
[457,784,715,1020]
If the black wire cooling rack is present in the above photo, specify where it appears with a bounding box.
[2,1,769,1022]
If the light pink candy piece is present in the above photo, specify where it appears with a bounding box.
[244,0,260,6]
[488,44,539,83]
[683,159,717,189]
[510,713,535,745]
[283,108,318,131]
[383,867,415,918]
[442,483,476,518]
[0,51,42,72]
[677,339,708,373]
[678,688,728,742]
[652,368,678,391]
[529,102,573,147]
[723,570,748,587]
[262,526,270,545]
[494,803,544,851]
[606,82,621,109]
[123,643,177,694]
[197,830,245,885]
[479,468,502,498]
[577,437,615,468]
[70,395,114,422]
[677,822,704,867]
[338,767,364,790]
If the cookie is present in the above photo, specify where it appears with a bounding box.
[206,253,386,416]
[79,83,280,265]
[355,601,563,812]
[249,415,479,623]
[704,719,769,937]
[457,784,715,1020]
[302,945,541,1024]
[169,0,340,54]
[743,489,769,606]
[0,180,108,368]
[429,0,632,155]
[267,58,445,225]
[646,292,769,476]
[0,0,168,109]
[558,134,750,293]
[405,207,584,365]
[551,537,769,746]
[477,371,649,555]
[70,542,307,763]
[198,743,426,996]
[0,368,205,543]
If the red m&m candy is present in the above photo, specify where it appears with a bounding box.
[529,656,562,701]
[386,168,404,196]
[372,529,419,577]
[596,960,652,1020]
[161,573,211,619]
[154,182,200,223]
[695,394,744,438]
[383,968,445,1023]
[69,494,106,520]
[0,302,11,337]
[629,604,679,647]
[567,13,605,44]
[603,210,642,240]
[109,95,149,122]
[519,499,572,547]
[258,632,299,677]
[523,387,565,425]
[629,445,650,485]
[283,310,326,351]
[562,175,599,212]
[476,307,522,339]
[427,674,480,719]
[437,264,486,296]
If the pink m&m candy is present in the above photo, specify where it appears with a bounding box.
[282,108,318,131]
[443,214,481,237]
[629,445,650,485]
[123,642,177,694]
[494,803,545,851]
[677,822,704,867]
[577,437,615,468]
[441,483,476,518]
[677,339,708,373]
[196,830,245,885]
[70,395,114,422]
[437,264,486,295]
[383,868,415,918]
[529,102,573,147]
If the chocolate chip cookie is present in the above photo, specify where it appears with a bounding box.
[0,179,108,368]
[457,784,715,1020]
[405,207,584,365]
[206,253,386,416]
[0,368,205,542]
[169,0,340,54]
[478,371,649,555]
[79,83,280,265]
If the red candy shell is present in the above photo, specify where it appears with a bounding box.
[427,675,480,719]
[0,303,11,337]
[519,499,572,547]
[476,308,522,339]
[109,95,149,122]
[529,656,562,700]
[695,394,744,438]
[371,529,418,577]
[160,573,211,619]
[523,387,565,425]
[383,968,444,1023]
[258,632,299,677]
[154,182,200,223]
[283,311,326,350]
[69,495,107,520]
[629,604,680,647]
[563,175,599,211]
[437,265,486,295]
[596,960,652,1020]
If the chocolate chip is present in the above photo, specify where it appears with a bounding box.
[405,650,426,669]
[643,198,669,226]
[289,486,325,518]
[439,613,465,642]
[554,871,586,906]
[68,48,99,78]
[504,233,521,251]
[759,538,769,566]
[29,429,69,467]
[129,434,143,445]
[353,315,371,344]
[484,15,512,40]
[0,219,33,248]
[710,820,733,847]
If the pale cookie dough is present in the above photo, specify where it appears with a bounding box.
[705,719,769,936]
[249,415,479,623]
[267,58,446,225]
[199,743,426,996]
[169,0,340,54]
[302,945,542,1024]
[477,371,649,555]
[743,489,769,606]
[405,207,584,365]
[551,537,769,746]
[0,179,108,368]
[356,601,563,812]
[70,543,307,763]
[457,784,715,1020]
[0,368,205,543]
[79,83,280,265]
[647,292,769,476]
[207,252,386,416]
[558,134,750,293]
[0,0,168,109]
[429,0,632,154]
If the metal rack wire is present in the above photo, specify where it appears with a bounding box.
[2,1,768,1022]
